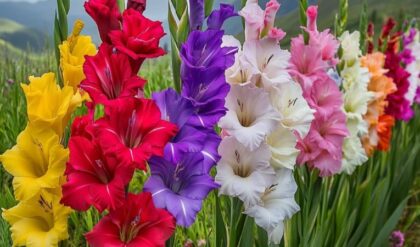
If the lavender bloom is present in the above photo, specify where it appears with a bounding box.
[207,4,237,30]
[180,29,237,127]
[143,153,219,226]
[189,0,205,30]
[390,230,405,247]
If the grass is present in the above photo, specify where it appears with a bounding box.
[0,44,419,246]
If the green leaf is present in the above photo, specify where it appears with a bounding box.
[205,0,214,17]
[215,194,227,247]
[371,197,409,247]
[177,8,190,44]
[170,37,181,92]
[256,225,268,247]
[237,216,254,247]
[57,0,68,40]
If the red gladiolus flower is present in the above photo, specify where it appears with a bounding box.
[95,98,177,170]
[127,0,146,13]
[84,0,121,43]
[85,192,175,247]
[81,44,146,104]
[109,9,166,70]
[61,136,134,212]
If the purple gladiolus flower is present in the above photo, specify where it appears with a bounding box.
[143,153,219,226]
[180,29,237,126]
[207,4,237,30]
[189,0,205,30]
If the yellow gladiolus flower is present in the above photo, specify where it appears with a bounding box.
[59,19,96,91]
[2,192,71,247]
[21,72,82,137]
[0,126,68,201]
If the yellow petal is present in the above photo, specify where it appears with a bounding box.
[2,193,71,247]
[0,126,68,201]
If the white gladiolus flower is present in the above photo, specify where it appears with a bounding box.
[341,136,368,175]
[223,35,259,86]
[244,169,300,244]
[243,38,292,89]
[267,125,299,170]
[219,85,281,151]
[269,82,315,138]
[215,137,276,206]
[405,61,418,105]
[339,33,374,174]
[339,31,362,63]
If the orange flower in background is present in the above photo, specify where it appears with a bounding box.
[377,115,395,151]
[361,52,397,156]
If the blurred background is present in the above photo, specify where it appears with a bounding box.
[0,0,419,53]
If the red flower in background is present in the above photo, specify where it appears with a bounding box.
[85,192,175,247]
[81,44,146,104]
[61,136,134,212]
[84,0,121,43]
[95,98,177,170]
[109,9,166,70]
[127,0,146,13]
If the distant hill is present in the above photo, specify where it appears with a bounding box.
[0,18,47,51]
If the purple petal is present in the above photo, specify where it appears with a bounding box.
[189,0,205,31]
[207,4,237,30]
[152,88,195,128]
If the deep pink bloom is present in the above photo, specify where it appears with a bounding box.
[95,98,178,170]
[86,193,175,247]
[109,9,166,70]
[307,75,344,117]
[81,44,146,104]
[390,230,405,247]
[308,110,349,158]
[84,0,121,43]
[288,37,328,91]
[61,137,134,212]
[384,48,414,121]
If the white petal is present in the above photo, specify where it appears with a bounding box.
[341,136,368,175]
[267,126,299,170]
[216,137,276,206]
[219,85,281,151]
[269,82,315,138]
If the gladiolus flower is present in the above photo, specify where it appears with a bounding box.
[109,9,165,69]
[180,29,237,127]
[21,73,83,138]
[244,169,299,244]
[215,137,276,206]
[0,126,67,201]
[84,0,121,43]
[144,153,218,226]
[81,44,146,104]
[219,85,281,151]
[377,114,395,151]
[59,20,96,91]
[61,136,134,212]
[85,193,175,246]
[95,98,177,170]
[2,193,71,247]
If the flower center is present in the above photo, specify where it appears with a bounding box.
[171,163,185,193]
[232,150,252,178]
[36,195,55,231]
[93,159,112,184]
[120,214,151,244]
[124,110,143,148]
[236,99,254,127]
